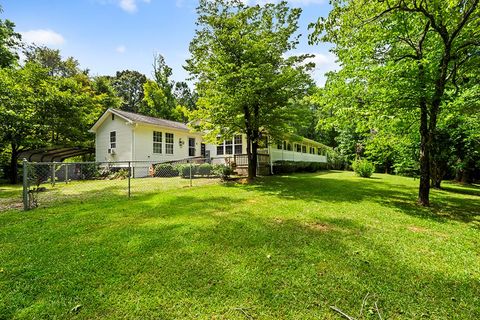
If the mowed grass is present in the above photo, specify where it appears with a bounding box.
[0,171,479,319]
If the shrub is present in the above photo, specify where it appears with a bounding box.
[352,159,375,178]
[154,164,179,177]
[108,169,129,180]
[176,164,198,178]
[213,164,233,181]
[197,163,213,177]
[273,161,328,174]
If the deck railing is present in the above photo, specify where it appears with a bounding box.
[233,153,270,168]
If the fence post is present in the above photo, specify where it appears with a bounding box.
[65,163,68,184]
[51,162,56,187]
[189,161,192,187]
[22,159,29,211]
[128,161,131,198]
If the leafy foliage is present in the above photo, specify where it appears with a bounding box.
[352,159,375,178]
[0,6,21,68]
[186,0,315,179]
[310,0,480,205]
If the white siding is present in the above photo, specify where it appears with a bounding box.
[268,148,327,163]
[133,124,204,161]
[95,114,132,162]
[205,134,248,163]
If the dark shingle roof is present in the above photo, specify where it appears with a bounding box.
[112,109,189,131]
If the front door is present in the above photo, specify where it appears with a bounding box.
[201,143,206,157]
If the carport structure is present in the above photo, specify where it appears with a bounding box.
[18,147,94,162]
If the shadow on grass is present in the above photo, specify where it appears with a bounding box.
[440,183,480,197]
[243,172,480,225]
[2,192,478,318]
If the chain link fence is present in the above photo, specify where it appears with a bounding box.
[22,159,233,210]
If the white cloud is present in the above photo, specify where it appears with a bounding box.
[118,0,151,13]
[116,45,127,53]
[21,29,65,46]
[119,0,136,12]
[292,52,338,86]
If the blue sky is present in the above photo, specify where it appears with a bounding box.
[2,0,336,85]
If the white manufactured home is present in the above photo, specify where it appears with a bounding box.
[89,108,327,175]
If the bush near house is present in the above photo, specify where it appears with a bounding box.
[273,161,328,174]
[352,159,375,178]
[153,164,179,177]
[213,164,233,180]
[176,164,198,178]
[197,163,213,177]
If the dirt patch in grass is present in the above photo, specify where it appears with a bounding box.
[408,226,429,233]
[408,225,449,238]
[273,218,284,224]
[0,201,23,212]
[304,222,331,232]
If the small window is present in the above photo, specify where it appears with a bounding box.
[165,133,174,154]
[302,145,306,153]
[310,147,315,154]
[295,144,301,153]
[217,144,224,156]
[111,114,115,121]
[189,138,195,157]
[318,148,322,156]
[153,131,162,154]
[110,131,116,149]
[225,139,233,155]
[287,143,292,151]
[277,142,283,150]
[234,135,243,155]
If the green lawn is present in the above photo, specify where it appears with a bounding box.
[0,171,479,319]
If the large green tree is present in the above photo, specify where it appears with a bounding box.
[186,0,314,179]
[142,54,186,120]
[311,0,480,205]
[0,63,50,183]
[0,6,21,68]
[24,45,82,77]
[112,70,147,113]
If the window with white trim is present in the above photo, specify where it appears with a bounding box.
[310,147,315,154]
[110,131,116,149]
[165,133,174,154]
[295,144,301,152]
[153,131,162,154]
[302,145,307,153]
[217,143,224,155]
[234,135,243,154]
[225,139,233,155]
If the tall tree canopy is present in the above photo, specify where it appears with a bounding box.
[112,70,147,113]
[186,0,314,179]
[310,0,480,205]
[142,54,189,120]
[0,6,21,68]
[24,45,83,77]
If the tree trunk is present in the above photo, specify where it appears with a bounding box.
[430,158,444,189]
[9,143,19,184]
[418,104,430,206]
[417,62,430,206]
[246,133,255,180]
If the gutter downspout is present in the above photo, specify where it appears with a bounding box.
[130,122,137,177]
